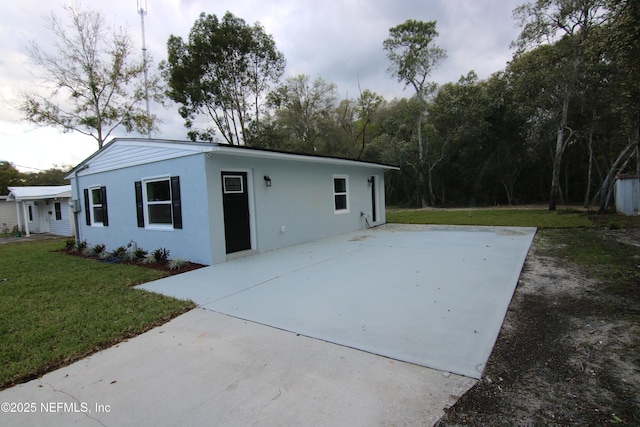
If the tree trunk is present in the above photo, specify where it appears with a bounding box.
[584,125,594,208]
[417,115,429,208]
[549,125,564,211]
[599,141,636,213]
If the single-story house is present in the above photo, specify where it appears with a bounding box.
[65,138,398,265]
[614,174,640,216]
[6,186,75,236]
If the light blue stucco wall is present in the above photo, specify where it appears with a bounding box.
[74,154,214,265]
[73,150,389,266]
[205,153,387,264]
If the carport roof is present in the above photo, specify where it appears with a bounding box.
[7,185,71,202]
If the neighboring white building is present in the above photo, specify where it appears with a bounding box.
[614,175,640,216]
[65,138,398,265]
[0,195,17,233]
[6,186,74,236]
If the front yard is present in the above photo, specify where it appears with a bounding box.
[0,239,195,390]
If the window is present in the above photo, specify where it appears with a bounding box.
[146,179,172,225]
[28,205,33,222]
[83,187,109,226]
[223,175,244,193]
[54,202,62,220]
[135,176,182,229]
[333,175,349,213]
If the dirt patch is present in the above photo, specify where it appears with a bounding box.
[437,230,640,426]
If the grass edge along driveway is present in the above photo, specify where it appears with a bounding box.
[0,239,195,390]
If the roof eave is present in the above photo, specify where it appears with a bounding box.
[213,145,399,170]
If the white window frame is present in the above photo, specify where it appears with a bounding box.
[223,175,245,194]
[142,176,173,230]
[88,186,105,227]
[333,175,350,214]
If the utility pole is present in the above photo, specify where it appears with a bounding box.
[137,0,151,138]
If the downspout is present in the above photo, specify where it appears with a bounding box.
[73,164,90,243]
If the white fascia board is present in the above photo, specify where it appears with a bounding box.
[212,145,399,171]
[64,138,218,179]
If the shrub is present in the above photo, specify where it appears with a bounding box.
[151,248,170,265]
[110,246,128,260]
[168,259,187,270]
[75,240,87,252]
[65,239,76,250]
[133,248,148,261]
[91,244,106,256]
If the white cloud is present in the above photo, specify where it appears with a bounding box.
[0,0,523,172]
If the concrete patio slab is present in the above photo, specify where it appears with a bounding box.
[0,308,476,426]
[140,224,536,379]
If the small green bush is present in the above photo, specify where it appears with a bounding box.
[111,246,128,260]
[133,248,148,261]
[76,240,87,252]
[91,244,106,256]
[151,248,170,265]
[168,259,187,270]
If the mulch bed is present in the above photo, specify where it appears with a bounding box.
[60,249,206,276]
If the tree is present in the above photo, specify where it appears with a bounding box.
[596,0,640,212]
[163,11,285,145]
[267,75,338,154]
[20,4,161,150]
[362,97,423,205]
[336,89,385,159]
[383,20,447,207]
[426,71,494,205]
[23,165,73,186]
[513,0,608,210]
[0,162,24,195]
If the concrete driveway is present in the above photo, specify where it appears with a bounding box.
[141,224,536,379]
[0,224,535,426]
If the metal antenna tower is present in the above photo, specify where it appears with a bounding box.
[137,0,151,138]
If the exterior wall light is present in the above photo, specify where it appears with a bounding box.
[264,175,272,187]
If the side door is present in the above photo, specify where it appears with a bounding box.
[221,172,251,254]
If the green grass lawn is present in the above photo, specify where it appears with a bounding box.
[387,208,593,228]
[0,239,195,390]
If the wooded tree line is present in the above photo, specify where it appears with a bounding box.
[161,0,639,209]
[19,1,639,209]
[0,162,70,195]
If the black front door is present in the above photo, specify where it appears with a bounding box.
[221,172,251,254]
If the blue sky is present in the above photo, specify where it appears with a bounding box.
[0,0,523,172]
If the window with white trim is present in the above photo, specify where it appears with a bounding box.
[54,202,62,220]
[84,186,108,226]
[333,175,349,213]
[145,179,172,225]
[135,176,182,229]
